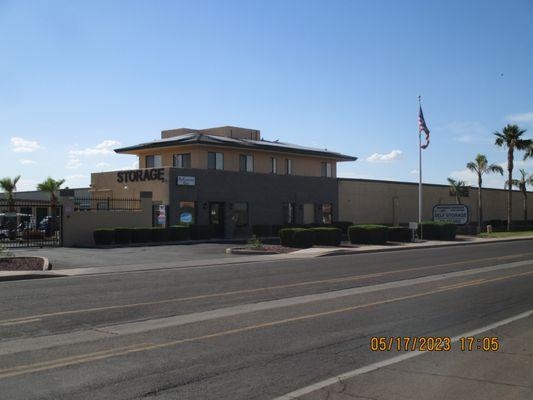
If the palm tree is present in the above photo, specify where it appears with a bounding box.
[506,169,533,227]
[36,177,65,205]
[36,177,65,237]
[494,124,532,231]
[0,175,21,211]
[447,177,467,204]
[466,154,503,232]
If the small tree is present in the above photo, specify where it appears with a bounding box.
[447,177,467,204]
[36,177,65,205]
[494,124,532,230]
[466,154,503,232]
[506,169,533,227]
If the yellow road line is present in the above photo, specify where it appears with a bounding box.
[2,268,533,380]
[438,278,487,290]
[1,252,532,327]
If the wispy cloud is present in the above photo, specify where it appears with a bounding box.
[19,159,37,165]
[434,121,491,144]
[410,169,418,175]
[66,156,82,170]
[120,160,139,170]
[11,137,41,153]
[69,140,121,156]
[366,150,402,163]
[96,161,110,169]
[507,111,533,126]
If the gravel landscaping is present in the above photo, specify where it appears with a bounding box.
[0,257,49,271]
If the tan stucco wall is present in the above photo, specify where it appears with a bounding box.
[61,195,152,246]
[132,145,338,178]
[90,168,170,203]
[339,179,533,225]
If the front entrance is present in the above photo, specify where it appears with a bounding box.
[209,202,225,238]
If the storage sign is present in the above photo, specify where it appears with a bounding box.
[433,204,469,225]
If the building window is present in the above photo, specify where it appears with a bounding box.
[173,153,191,169]
[283,202,296,224]
[321,162,332,177]
[285,159,292,175]
[233,202,248,227]
[321,203,332,224]
[208,152,224,170]
[239,155,254,172]
[146,155,162,168]
[270,157,277,174]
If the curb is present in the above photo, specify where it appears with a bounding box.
[226,247,280,255]
[317,236,533,257]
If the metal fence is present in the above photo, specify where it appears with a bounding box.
[0,199,62,248]
[73,197,141,211]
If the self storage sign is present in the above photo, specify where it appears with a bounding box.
[433,204,469,225]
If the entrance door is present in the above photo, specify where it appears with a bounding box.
[209,202,225,237]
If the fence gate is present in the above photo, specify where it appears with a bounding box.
[0,199,62,248]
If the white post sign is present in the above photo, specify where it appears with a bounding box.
[433,204,469,225]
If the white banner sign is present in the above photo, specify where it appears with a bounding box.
[177,176,196,186]
[433,204,469,225]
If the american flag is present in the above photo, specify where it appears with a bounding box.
[419,105,430,149]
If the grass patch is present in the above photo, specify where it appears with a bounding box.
[478,230,533,238]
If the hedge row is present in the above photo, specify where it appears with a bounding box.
[347,222,456,244]
[348,225,390,245]
[93,225,213,245]
[419,221,456,241]
[252,221,353,237]
[279,227,342,248]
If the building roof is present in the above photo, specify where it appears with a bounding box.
[115,133,357,161]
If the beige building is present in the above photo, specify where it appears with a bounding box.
[339,178,533,226]
[90,126,356,237]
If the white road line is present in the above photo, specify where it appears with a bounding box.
[272,309,533,400]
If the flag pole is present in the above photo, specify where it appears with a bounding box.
[418,95,423,240]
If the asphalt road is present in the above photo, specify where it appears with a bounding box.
[1,239,532,399]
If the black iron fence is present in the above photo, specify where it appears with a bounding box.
[0,199,62,248]
[73,197,141,211]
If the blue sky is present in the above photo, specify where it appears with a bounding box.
[1,0,532,191]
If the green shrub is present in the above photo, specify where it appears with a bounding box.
[131,228,152,243]
[247,234,263,249]
[279,228,300,247]
[114,228,133,244]
[151,227,170,242]
[189,224,214,240]
[169,225,190,241]
[388,226,411,242]
[348,224,389,244]
[252,225,272,237]
[291,229,315,248]
[420,221,456,240]
[310,227,342,246]
[93,229,114,245]
[279,228,318,248]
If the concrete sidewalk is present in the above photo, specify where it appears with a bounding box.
[288,234,533,257]
[289,313,533,400]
